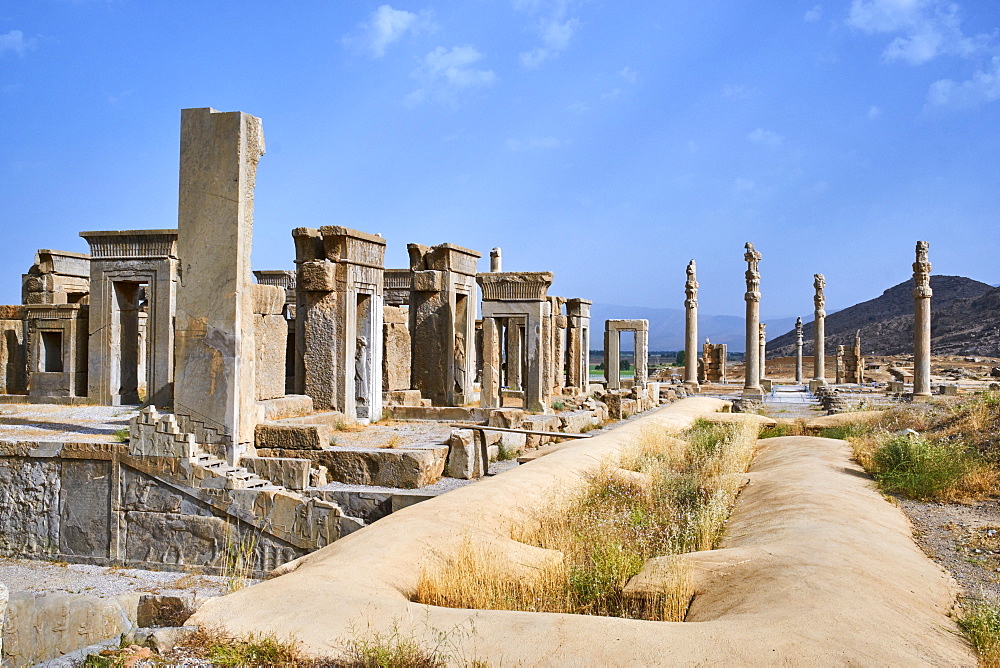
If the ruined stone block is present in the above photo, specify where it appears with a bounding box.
[241,456,310,490]
[446,428,483,479]
[254,423,331,450]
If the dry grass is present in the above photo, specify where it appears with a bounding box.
[835,392,1000,502]
[170,625,328,666]
[223,522,260,592]
[415,418,758,621]
[335,420,367,432]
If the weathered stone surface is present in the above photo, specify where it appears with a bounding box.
[258,394,313,421]
[254,423,330,450]
[3,591,135,666]
[407,244,480,408]
[258,446,448,488]
[295,227,385,421]
[254,313,287,401]
[242,456,310,490]
[174,107,264,462]
[252,283,285,316]
[382,305,410,392]
[0,458,60,558]
[382,389,422,407]
[0,316,26,394]
[558,411,593,434]
[59,459,111,558]
[136,594,201,628]
[446,428,482,479]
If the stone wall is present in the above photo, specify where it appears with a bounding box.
[0,307,26,395]
[0,422,350,577]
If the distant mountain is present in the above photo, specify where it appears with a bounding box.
[768,275,997,357]
[590,304,795,352]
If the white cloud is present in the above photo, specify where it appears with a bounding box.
[601,88,622,100]
[868,104,882,118]
[108,90,133,105]
[344,5,435,58]
[618,66,637,83]
[422,46,496,87]
[406,45,497,105]
[734,177,757,193]
[516,0,580,69]
[747,128,785,148]
[0,30,37,57]
[722,83,758,99]
[927,55,1000,108]
[506,136,564,151]
[804,5,823,22]
[847,0,988,65]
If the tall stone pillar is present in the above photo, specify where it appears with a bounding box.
[758,323,766,380]
[835,345,845,384]
[913,241,932,398]
[565,298,591,393]
[480,317,502,408]
[506,324,523,390]
[813,274,826,385]
[794,317,804,383]
[173,107,263,464]
[490,248,502,272]
[604,325,621,390]
[548,296,567,393]
[742,243,763,399]
[634,326,648,386]
[683,260,699,390]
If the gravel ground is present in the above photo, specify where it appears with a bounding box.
[0,557,231,597]
[0,404,139,442]
[897,498,1000,605]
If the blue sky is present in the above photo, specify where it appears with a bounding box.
[2,0,998,320]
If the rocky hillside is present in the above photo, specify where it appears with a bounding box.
[768,276,1000,357]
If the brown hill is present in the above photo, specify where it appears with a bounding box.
[768,275,998,357]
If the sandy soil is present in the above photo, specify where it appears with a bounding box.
[0,404,139,442]
[898,498,1000,607]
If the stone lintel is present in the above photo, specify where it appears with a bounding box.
[25,304,87,319]
[476,272,553,302]
[407,243,481,276]
[33,250,91,277]
[80,229,179,260]
[607,318,648,332]
[319,226,386,269]
[253,270,296,289]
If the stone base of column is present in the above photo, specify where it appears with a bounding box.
[808,379,827,394]
[683,380,700,393]
[740,388,764,401]
[910,392,934,403]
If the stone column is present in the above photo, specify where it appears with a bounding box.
[683,260,699,390]
[549,297,567,393]
[794,317,804,383]
[506,323,523,390]
[913,241,932,398]
[836,345,845,384]
[480,317,502,408]
[490,247,502,272]
[758,322,766,380]
[813,274,826,385]
[173,107,263,463]
[565,298,591,393]
[604,324,621,390]
[742,243,762,399]
[634,325,648,386]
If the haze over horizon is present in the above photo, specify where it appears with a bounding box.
[2,1,998,318]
